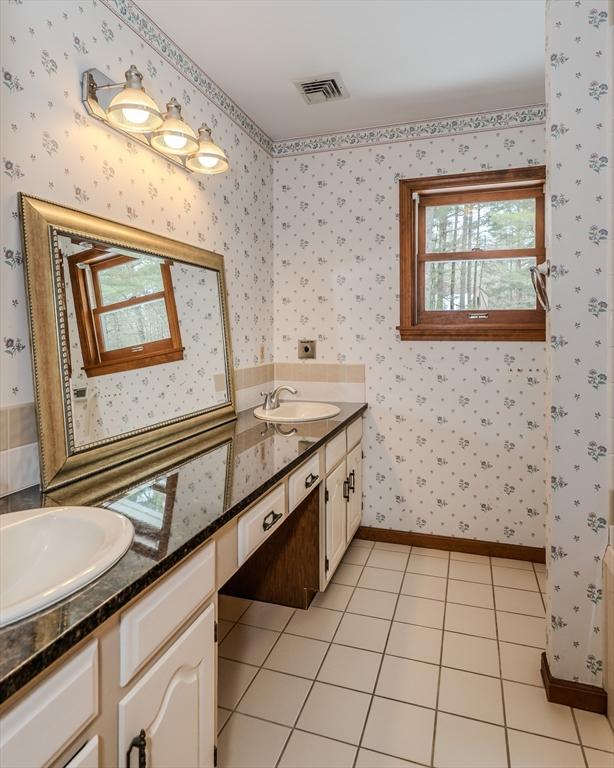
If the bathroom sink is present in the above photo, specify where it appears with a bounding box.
[0,506,134,627]
[253,401,341,423]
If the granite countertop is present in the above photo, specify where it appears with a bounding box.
[0,402,367,704]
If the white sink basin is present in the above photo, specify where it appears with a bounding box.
[253,401,341,423]
[0,506,134,627]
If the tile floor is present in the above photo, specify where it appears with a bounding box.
[217,538,614,768]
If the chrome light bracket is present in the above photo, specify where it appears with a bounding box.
[81,68,189,172]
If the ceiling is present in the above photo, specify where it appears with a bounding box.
[137,0,546,141]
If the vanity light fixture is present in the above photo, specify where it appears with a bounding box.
[81,66,229,174]
[151,98,199,156]
[106,65,163,133]
[186,124,230,174]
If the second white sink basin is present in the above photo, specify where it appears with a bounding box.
[253,401,341,423]
[0,506,134,627]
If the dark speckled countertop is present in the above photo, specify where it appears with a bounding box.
[0,403,366,704]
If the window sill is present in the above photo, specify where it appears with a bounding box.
[397,326,545,342]
[83,348,184,377]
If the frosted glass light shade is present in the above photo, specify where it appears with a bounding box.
[186,124,229,174]
[150,99,198,156]
[107,66,162,133]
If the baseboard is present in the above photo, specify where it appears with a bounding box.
[540,652,607,714]
[356,526,545,563]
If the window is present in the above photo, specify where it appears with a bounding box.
[398,167,546,341]
[67,246,184,377]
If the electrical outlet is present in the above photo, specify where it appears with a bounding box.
[298,339,316,359]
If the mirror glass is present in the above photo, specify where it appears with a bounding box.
[55,231,230,449]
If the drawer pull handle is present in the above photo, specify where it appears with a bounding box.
[348,469,355,493]
[343,480,350,501]
[127,729,147,768]
[305,472,320,488]
[262,510,282,531]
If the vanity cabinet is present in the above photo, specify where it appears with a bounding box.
[325,460,349,576]
[118,605,215,768]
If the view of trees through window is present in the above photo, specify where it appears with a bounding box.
[424,198,537,311]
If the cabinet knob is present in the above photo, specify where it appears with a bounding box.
[343,480,350,501]
[262,510,282,531]
[305,472,320,488]
[348,470,355,493]
[127,729,147,768]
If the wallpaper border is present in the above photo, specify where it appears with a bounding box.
[99,0,546,159]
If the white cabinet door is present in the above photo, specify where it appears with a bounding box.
[346,442,362,543]
[118,605,215,768]
[325,459,347,579]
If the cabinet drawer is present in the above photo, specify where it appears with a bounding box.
[238,484,286,566]
[325,431,346,473]
[65,736,99,768]
[289,453,321,512]
[346,417,362,451]
[0,641,98,768]
[120,541,215,686]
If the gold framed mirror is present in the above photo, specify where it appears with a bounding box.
[19,195,236,490]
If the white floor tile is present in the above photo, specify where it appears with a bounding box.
[409,546,449,559]
[333,562,363,586]
[406,554,448,578]
[317,643,381,693]
[444,602,496,638]
[584,747,614,768]
[434,712,507,768]
[312,582,354,611]
[218,707,232,734]
[395,594,445,629]
[534,562,547,573]
[497,611,545,648]
[441,631,500,676]
[236,669,311,726]
[343,545,371,566]
[438,666,504,724]
[334,612,391,652]
[367,548,409,572]
[499,641,543,686]
[491,557,534,571]
[347,587,397,620]
[446,578,494,608]
[494,586,544,616]
[279,731,356,768]
[219,623,279,666]
[286,606,342,641]
[401,572,447,601]
[264,633,329,678]
[507,729,585,768]
[450,551,490,564]
[359,566,404,593]
[218,658,259,709]
[374,541,412,553]
[356,749,423,767]
[218,595,252,622]
[574,709,614,752]
[297,682,371,744]
[217,713,290,768]
[218,619,234,641]
[448,560,492,584]
[536,571,547,592]
[351,538,374,549]
[362,696,435,765]
[492,566,538,591]
[503,680,578,742]
[386,621,443,664]
[239,600,295,631]
[375,654,439,708]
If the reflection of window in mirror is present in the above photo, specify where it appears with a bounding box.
[65,241,184,377]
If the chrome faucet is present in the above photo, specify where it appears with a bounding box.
[260,385,298,410]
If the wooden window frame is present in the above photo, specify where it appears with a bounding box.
[67,248,184,377]
[398,166,546,341]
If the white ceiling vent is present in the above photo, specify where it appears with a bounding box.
[293,73,349,105]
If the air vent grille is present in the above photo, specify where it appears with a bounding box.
[294,73,349,105]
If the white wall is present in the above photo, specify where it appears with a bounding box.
[274,125,548,546]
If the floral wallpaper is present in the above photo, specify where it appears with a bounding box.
[274,124,548,547]
[0,0,274,489]
[544,0,611,687]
